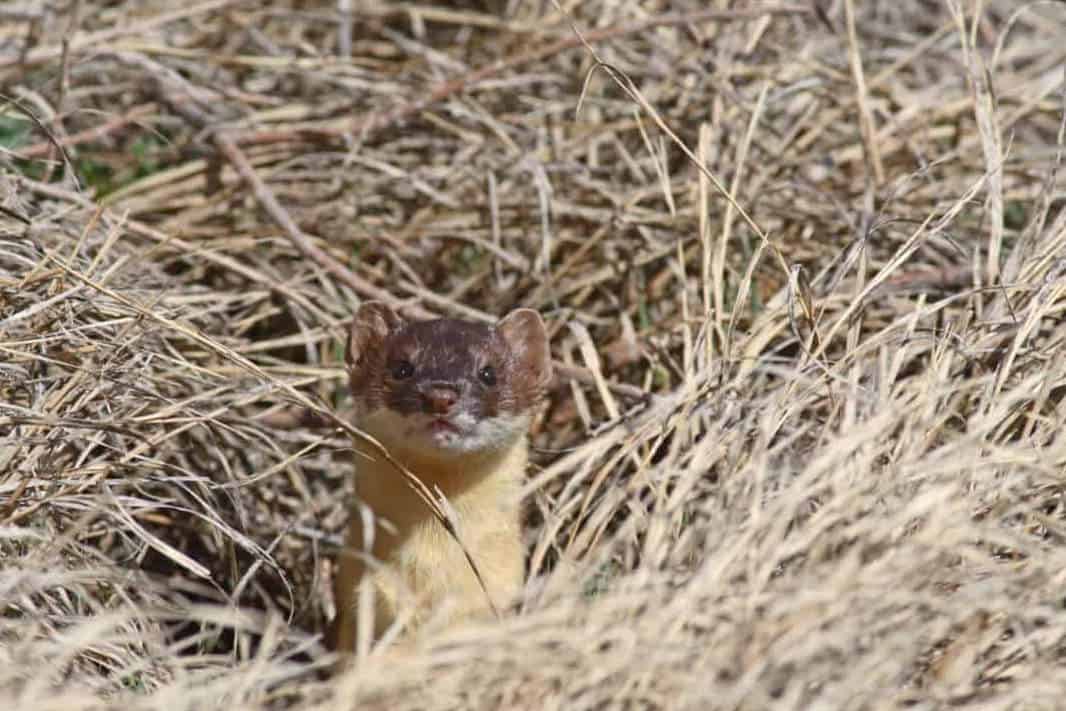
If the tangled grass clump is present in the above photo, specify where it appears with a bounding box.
[2,1,1066,708]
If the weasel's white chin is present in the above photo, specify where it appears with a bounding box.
[358,409,528,456]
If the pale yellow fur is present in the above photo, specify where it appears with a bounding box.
[332,424,527,654]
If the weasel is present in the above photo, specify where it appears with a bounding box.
[331,302,551,654]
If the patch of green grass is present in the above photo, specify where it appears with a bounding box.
[583,559,622,599]
[1004,200,1028,231]
[0,115,32,149]
[128,134,164,182]
[0,115,45,181]
[1,116,170,195]
[652,365,670,389]
[75,156,115,193]
[84,133,168,196]
[119,671,150,694]
[456,242,489,276]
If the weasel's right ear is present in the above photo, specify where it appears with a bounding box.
[497,308,552,395]
[346,302,403,379]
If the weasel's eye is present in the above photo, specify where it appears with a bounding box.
[478,365,497,386]
[392,360,415,379]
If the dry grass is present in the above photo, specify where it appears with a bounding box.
[2,0,1066,708]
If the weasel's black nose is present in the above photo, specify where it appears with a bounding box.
[422,385,459,414]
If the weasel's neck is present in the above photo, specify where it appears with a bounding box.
[353,434,528,524]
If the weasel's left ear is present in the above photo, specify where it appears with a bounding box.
[346,302,404,394]
[497,308,552,392]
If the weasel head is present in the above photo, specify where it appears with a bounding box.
[345,303,551,459]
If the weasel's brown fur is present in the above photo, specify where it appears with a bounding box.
[331,303,550,654]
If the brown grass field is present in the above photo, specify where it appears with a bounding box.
[2,1,1066,708]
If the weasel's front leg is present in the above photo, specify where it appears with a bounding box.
[329,527,362,654]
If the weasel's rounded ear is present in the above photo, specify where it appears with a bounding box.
[346,301,403,371]
[497,308,552,391]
